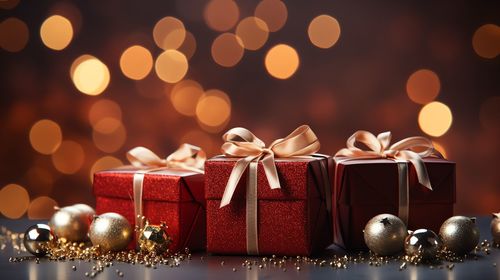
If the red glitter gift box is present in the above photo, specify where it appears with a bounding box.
[333,157,455,250]
[205,157,333,256]
[93,167,205,252]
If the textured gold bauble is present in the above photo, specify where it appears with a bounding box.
[71,203,96,217]
[363,214,407,256]
[23,224,55,257]
[49,206,91,241]
[404,229,442,260]
[89,212,132,252]
[492,213,500,245]
[439,216,480,255]
[138,221,171,255]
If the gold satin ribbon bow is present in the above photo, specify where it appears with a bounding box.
[335,130,441,190]
[126,144,206,245]
[219,125,320,208]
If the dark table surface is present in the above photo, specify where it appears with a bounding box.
[0,216,498,280]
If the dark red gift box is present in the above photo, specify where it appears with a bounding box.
[205,157,332,256]
[333,157,455,250]
[93,167,205,252]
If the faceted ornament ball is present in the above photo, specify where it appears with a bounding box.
[439,216,480,255]
[49,204,94,242]
[139,222,171,254]
[89,212,132,252]
[404,229,442,260]
[491,213,500,245]
[363,214,408,256]
[23,224,55,257]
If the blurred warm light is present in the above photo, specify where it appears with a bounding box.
[40,15,73,51]
[88,99,122,127]
[255,0,287,32]
[51,140,85,174]
[0,17,29,52]
[236,17,269,51]
[472,24,500,59]
[155,50,188,83]
[152,16,186,50]
[308,15,341,49]
[0,0,20,10]
[29,119,63,155]
[180,130,216,155]
[204,0,240,32]
[119,45,153,80]
[71,55,110,96]
[418,101,453,137]
[170,80,204,116]
[25,166,54,195]
[211,33,244,67]
[265,44,299,79]
[93,117,122,134]
[49,2,82,34]
[306,91,336,123]
[406,69,441,104]
[92,123,126,153]
[432,141,448,159]
[90,156,123,182]
[479,96,500,131]
[0,184,30,219]
[196,89,231,128]
[178,31,197,60]
[27,196,58,219]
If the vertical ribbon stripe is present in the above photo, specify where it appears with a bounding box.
[246,161,259,255]
[396,160,409,225]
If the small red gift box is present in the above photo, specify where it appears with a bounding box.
[206,157,332,256]
[333,131,455,250]
[93,145,206,253]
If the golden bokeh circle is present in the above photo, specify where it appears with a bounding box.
[88,99,122,127]
[211,33,244,67]
[71,55,110,96]
[92,123,127,153]
[27,196,58,219]
[406,69,441,104]
[255,0,287,32]
[155,50,189,83]
[153,16,186,50]
[90,156,123,182]
[51,140,85,174]
[120,45,153,80]
[236,17,269,51]
[0,17,29,52]
[178,31,197,60]
[418,101,453,137]
[170,80,204,116]
[196,89,231,127]
[472,24,500,59]
[0,184,30,219]
[204,0,240,32]
[264,44,300,79]
[308,15,341,49]
[40,15,73,51]
[29,119,63,155]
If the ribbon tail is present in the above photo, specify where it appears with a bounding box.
[398,151,433,190]
[261,153,281,189]
[220,157,254,208]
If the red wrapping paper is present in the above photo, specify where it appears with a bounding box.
[333,157,455,250]
[93,167,205,252]
[205,156,332,256]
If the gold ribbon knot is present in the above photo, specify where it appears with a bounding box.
[219,125,320,208]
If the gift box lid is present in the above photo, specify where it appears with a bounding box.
[205,156,331,201]
[335,157,455,205]
[93,166,205,203]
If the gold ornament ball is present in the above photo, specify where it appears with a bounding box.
[89,212,132,252]
[71,203,96,218]
[139,222,171,254]
[491,213,500,244]
[49,206,91,241]
[363,214,408,256]
[439,216,480,255]
[404,229,442,260]
[23,224,55,257]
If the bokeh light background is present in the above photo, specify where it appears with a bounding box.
[0,0,499,219]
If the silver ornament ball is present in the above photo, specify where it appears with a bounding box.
[363,214,408,256]
[404,229,442,260]
[491,213,500,245]
[23,224,55,257]
[439,216,480,255]
[49,206,91,242]
[89,212,132,252]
